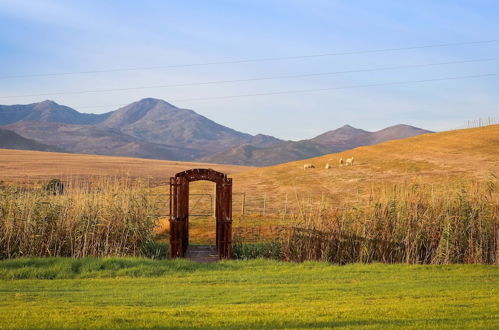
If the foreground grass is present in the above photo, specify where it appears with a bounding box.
[0,258,497,329]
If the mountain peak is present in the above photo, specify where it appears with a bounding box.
[134,98,177,109]
[371,124,432,143]
[33,100,60,110]
[39,100,58,106]
[103,98,180,127]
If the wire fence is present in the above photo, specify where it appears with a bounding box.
[152,192,346,219]
[152,191,352,243]
[466,117,497,128]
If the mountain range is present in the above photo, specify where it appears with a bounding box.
[0,99,432,166]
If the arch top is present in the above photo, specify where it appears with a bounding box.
[173,168,230,183]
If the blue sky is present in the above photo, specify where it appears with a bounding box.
[0,0,498,139]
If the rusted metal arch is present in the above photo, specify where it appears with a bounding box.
[169,168,232,259]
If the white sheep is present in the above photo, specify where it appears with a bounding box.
[303,163,315,170]
[325,163,332,169]
[345,157,354,166]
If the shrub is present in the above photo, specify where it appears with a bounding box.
[43,178,65,195]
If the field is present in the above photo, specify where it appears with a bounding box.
[148,126,499,241]
[160,126,499,247]
[0,126,498,329]
[0,126,498,259]
[0,258,497,329]
[0,149,251,186]
[232,125,499,205]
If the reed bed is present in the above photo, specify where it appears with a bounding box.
[0,178,160,259]
[281,179,498,264]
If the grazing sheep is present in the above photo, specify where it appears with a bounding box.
[325,163,332,169]
[345,157,355,166]
[339,157,344,167]
[303,163,315,169]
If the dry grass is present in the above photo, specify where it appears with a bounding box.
[150,126,499,245]
[1,126,498,259]
[0,178,161,258]
[0,149,252,186]
[280,179,498,264]
[232,125,499,206]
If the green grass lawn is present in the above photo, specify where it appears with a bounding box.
[0,258,497,329]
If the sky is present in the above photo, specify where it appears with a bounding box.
[0,0,498,140]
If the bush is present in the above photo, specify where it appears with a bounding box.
[44,178,64,195]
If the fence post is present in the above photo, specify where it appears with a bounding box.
[263,193,266,216]
[241,192,246,218]
[284,193,288,217]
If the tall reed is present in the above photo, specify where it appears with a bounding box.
[282,180,498,264]
[0,178,160,259]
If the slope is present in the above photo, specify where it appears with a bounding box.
[203,124,432,166]
[3,121,204,161]
[232,125,499,204]
[0,148,252,185]
[0,128,62,152]
[0,100,111,125]
[101,98,253,154]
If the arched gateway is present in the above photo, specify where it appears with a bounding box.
[169,169,232,259]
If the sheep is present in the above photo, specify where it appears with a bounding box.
[345,157,354,166]
[339,157,344,167]
[303,163,315,169]
[325,163,332,169]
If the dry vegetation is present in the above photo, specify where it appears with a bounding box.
[0,126,498,264]
[232,125,499,205]
[280,180,498,264]
[0,178,160,258]
[0,149,251,186]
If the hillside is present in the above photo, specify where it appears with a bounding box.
[231,125,499,205]
[202,140,331,166]
[203,124,432,166]
[0,100,110,125]
[100,98,253,154]
[3,121,205,161]
[0,149,252,185]
[0,128,62,152]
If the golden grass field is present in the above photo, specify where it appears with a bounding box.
[2,125,497,193]
[2,125,497,245]
[232,125,499,205]
[0,149,252,186]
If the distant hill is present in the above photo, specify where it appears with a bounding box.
[101,98,253,154]
[311,124,431,151]
[3,121,203,161]
[0,100,111,125]
[201,140,330,166]
[0,128,62,152]
[202,124,432,166]
[1,99,278,160]
[0,99,431,165]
